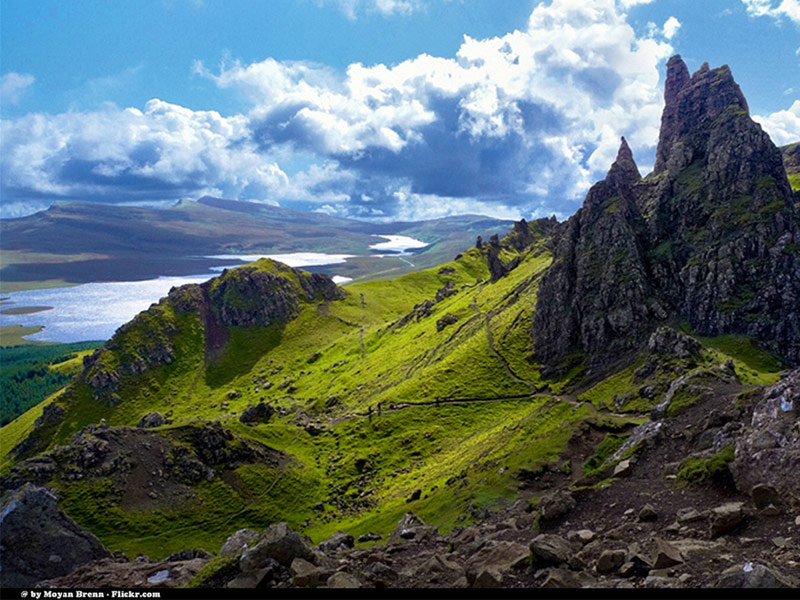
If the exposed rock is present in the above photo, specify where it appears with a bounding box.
[0,485,110,587]
[538,490,575,523]
[388,512,435,545]
[709,502,745,538]
[318,532,355,554]
[533,56,800,373]
[613,459,633,478]
[751,483,782,510]
[357,533,382,543]
[361,561,398,587]
[290,557,333,587]
[415,554,465,584]
[472,567,503,588]
[239,402,275,425]
[542,568,594,588]
[530,534,571,565]
[717,562,798,588]
[731,368,800,502]
[596,550,626,574]
[220,529,260,557]
[638,504,658,522]
[466,541,530,576]
[327,571,362,588]
[41,557,207,589]
[650,538,683,569]
[137,412,165,428]
[240,523,315,570]
[436,313,459,332]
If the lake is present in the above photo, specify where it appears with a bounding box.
[0,235,427,343]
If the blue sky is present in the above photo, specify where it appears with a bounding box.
[1,0,799,221]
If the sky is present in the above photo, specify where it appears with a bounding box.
[1,0,799,222]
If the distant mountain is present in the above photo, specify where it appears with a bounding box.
[0,197,513,290]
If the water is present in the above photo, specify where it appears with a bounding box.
[1,236,427,343]
[0,275,213,343]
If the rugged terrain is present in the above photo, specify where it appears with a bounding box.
[1,56,799,591]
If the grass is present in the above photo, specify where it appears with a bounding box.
[0,325,50,347]
[583,433,629,474]
[675,445,735,487]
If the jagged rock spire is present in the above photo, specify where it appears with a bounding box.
[655,55,749,174]
[606,136,641,186]
[663,54,690,107]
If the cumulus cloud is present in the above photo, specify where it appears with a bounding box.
[1,100,289,206]
[741,0,800,25]
[662,16,682,39]
[196,0,675,218]
[1,72,35,105]
[1,0,680,221]
[754,100,800,145]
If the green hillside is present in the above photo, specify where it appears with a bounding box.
[0,219,784,560]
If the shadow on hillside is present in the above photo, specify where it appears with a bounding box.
[204,323,285,389]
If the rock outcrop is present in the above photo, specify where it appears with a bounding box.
[533,56,800,374]
[0,485,110,587]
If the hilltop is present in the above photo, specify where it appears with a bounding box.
[1,56,799,591]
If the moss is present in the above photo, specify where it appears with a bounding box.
[583,433,629,474]
[675,445,735,487]
[187,555,240,588]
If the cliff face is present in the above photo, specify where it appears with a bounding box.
[533,56,800,374]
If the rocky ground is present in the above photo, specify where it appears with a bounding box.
[5,365,797,591]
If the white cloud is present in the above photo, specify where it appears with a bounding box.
[741,0,800,25]
[1,72,35,105]
[754,100,800,145]
[2,0,681,220]
[321,0,422,19]
[662,16,681,39]
[619,0,655,8]
[1,100,289,204]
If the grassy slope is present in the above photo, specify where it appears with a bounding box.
[0,235,787,559]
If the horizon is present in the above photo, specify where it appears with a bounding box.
[1,0,799,222]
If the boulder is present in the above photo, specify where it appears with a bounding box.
[220,529,260,557]
[361,561,398,588]
[472,567,503,588]
[137,412,165,428]
[415,554,465,584]
[466,541,530,578]
[318,531,354,553]
[530,534,571,565]
[751,483,781,510]
[538,490,576,523]
[290,557,333,587]
[596,549,626,574]
[650,538,683,569]
[638,504,658,522]
[709,502,745,538]
[327,571,362,588]
[240,523,314,570]
[717,562,798,588]
[0,485,110,587]
[239,402,275,425]
[388,512,436,544]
